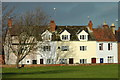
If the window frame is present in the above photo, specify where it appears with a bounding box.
[80,46,87,51]
[43,46,51,51]
[47,59,51,64]
[62,35,69,40]
[59,59,67,64]
[99,43,103,50]
[107,56,114,63]
[61,46,69,51]
[80,59,87,64]
[80,35,86,40]
[108,43,112,50]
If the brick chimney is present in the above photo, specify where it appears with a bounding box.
[49,20,56,32]
[88,20,93,31]
[110,23,116,34]
[8,18,12,28]
[103,21,109,28]
[118,27,120,31]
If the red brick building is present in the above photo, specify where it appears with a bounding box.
[116,27,120,63]
[0,54,5,64]
[0,43,5,64]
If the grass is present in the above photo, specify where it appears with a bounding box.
[1,64,118,78]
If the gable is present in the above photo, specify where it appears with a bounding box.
[41,30,52,36]
[78,30,88,35]
[60,30,70,35]
[56,26,95,41]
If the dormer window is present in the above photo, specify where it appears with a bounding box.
[62,35,68,40]
[60,30,70,41]
[41,30,52,41]
[80,35,86,40]
[77,30,88,41]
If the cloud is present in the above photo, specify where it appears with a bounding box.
[3,2,118,28]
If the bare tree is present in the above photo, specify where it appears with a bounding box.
[7,8,49,68]
[36,41,56,64]
[55,42,75,64]
[2,3,16,64]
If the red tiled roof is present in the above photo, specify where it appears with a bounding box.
[116,28,120,42]
[93,28,116,41]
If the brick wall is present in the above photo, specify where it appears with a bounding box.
[1,63,118,68]
[0,55,5,64]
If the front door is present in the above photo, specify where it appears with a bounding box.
[40,59,43,64]
[69,58,73,64]
[100,58,103,63]
[91,58,96,63]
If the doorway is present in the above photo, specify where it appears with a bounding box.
[69,58,73,64]
[40,59,44,64]
[100,58,104,63]
[91,58,96,63]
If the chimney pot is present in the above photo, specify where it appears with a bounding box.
[103,21,109,28]
[110,23,116,34]
[111,23,115,26]
[8,18,12,28]
[49,20,56,32]
[88,20,93,31]
[119,27,120,31]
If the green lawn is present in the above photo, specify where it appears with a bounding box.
[2,64,118,78]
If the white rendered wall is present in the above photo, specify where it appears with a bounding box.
[96,42,118,63]
[36,41,57,64]
[56,41,97,64]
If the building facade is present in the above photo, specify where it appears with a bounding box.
[93,23,118,63]
[3,20,119,64]
[116,27,120,63]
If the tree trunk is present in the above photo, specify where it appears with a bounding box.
[16,57,20,69]
[2,46,5,64]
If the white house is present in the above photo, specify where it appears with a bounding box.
[4,20,118,64]
[36,41,57,64]
[36,30,57,64]
[96,42,118,63]
[93,23,118,63]
[55,24,97,64]
[56,41,97,64]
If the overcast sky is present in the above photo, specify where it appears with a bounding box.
[3,2,118,29]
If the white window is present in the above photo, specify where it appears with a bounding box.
[60,30,70,41]
[61,46,69,51]
[80,46,87,51]
[42,34,52,41]
[62,35,68,40]
[41,30,52,41]
[80,35,86,39]
[99,43,103,50]
[51,59,54,64]
[59,59,67,64]
[80,59,87,64]
[108,43,112,50]
[47,59,54,64]
[107,56,114,63]
[47,59,51,64]
[43,46,51,51]
[78,30,88,41]
[32,60,37,64]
